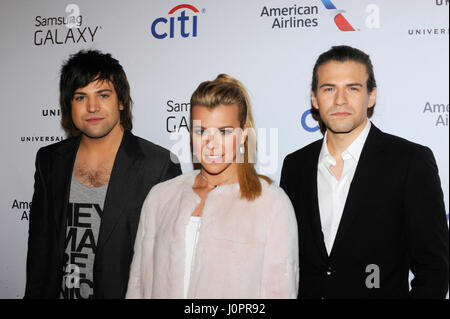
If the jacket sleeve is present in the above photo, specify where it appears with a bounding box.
[405,146,449,298]
[126,187,159,299]
[159,152,182,183]
[260,188,299,298]
[24,149,50,298]
[279,155,290,194]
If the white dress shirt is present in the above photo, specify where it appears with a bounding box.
[317,120,371,255]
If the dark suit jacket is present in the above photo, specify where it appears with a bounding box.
[280,124,449,299]
[24,130,182,299]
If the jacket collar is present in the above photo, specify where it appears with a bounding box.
[96,130,143,252]
[307,122,387,262]
[54,130,142,255]
[328,123,387,258]
[53,135,82,262]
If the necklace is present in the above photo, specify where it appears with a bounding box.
[199,171,236,188]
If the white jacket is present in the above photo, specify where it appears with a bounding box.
[126,170,299,299]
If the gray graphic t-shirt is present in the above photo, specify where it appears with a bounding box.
[60,174,108,299]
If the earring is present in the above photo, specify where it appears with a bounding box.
[239,144,245,155]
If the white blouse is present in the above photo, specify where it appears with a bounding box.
[184,216,202,298]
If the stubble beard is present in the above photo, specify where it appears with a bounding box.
[81,118,121,140]
[326,120,356,135]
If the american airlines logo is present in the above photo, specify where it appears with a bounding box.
[320,1,382,31]
[320,0,356,31]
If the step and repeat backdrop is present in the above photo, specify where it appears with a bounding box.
[0,0,448,298]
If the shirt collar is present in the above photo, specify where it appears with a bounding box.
[346,120,371,162]
[319,120,371,165]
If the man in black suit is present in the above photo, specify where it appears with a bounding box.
[24,50,181,299]
[280,45,448,299]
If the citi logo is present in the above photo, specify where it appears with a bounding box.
[151,4,203,39]
[301,109,319,133]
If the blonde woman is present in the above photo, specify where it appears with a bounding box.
[126,74,298,299]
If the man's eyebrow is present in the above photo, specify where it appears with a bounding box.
[73,89,113,95]
[346,83,364,87]
[318,83,364,88]
[319,83,335,88]
[96,89,113,93]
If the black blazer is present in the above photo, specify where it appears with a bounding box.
[280,124,449,299]
[24,130,182,298]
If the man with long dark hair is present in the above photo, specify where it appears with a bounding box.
[25,50,181,298]
[281,45,448,298]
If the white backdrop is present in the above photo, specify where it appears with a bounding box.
[0,0,448,298]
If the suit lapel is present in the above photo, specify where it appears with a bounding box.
[304,142,329,262]
[329,124,386,259]
[96,131,142,253]
[52,136,81,261]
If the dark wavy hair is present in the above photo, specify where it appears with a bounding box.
[59,49,133,137]
[311,45,377,133]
